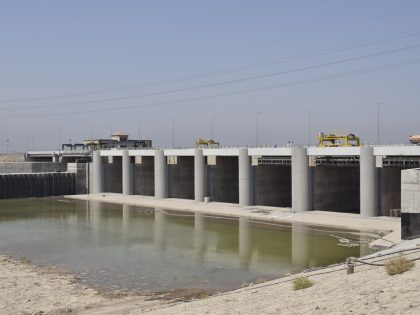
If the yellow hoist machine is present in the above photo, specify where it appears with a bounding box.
[195,138,220,148]
[317,132,361,147]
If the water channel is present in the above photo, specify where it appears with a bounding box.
[0,198,377,293]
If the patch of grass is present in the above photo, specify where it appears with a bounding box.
[385,256,415,275]
[240,281,251,288]
[19,257,32,264]
[255,277,267,284]
[292,276,314,291]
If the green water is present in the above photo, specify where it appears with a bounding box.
[0,198,375,293]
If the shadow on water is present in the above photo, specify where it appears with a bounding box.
[0,197,377,293]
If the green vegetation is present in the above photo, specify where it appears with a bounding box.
[292,276,314,290]
[385,256,415,275]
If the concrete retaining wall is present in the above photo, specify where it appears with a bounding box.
[401,168,420,239]
[313,167,360,213]
[254,165,291,207]
[0,172,76,199]
[379,167,406,216]
[67,163,89,194]
[0,162,66,174]
[168,156,194,200]
[134,156,155,196]
[208,157,239,203]
[104,157,122,193]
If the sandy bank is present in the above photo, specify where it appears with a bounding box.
[138,244,420,315]
[4,246,418,315]
[0,255,170,315]
[67,193,401,247]
[0,255,107,315]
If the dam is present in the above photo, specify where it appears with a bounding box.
[4,144,420,239]
[84,145,420,217]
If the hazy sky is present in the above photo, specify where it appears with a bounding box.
[1,0,420,151]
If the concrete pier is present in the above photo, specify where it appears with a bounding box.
[92,150,104,194]
[194,149,206,202]
[292,148,311,212]
[239,148,252,207]
[122,150,133,195]
[360,147,377,217]
[401,168,420,239]
[154,150,168,199]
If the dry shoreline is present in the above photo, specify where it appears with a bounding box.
[0,255,174,315]
[2,243,420,315]
[1,194,411,314]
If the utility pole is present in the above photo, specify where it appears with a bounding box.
[172,119,176,147]
[109,124,113,149]
[58,128,61,151]
[6,139,10,154]
[90,125,95,139]
[377,102,382,145]
[138,121,141,140]
[256,111,263,147]
[26,132,29,152]
[308,107,314,146]
[211,115,215,140]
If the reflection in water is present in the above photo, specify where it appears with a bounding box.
[0,198,377,293]
[239,217,251,269]
[154,208,167,251]
[292,222,310,272]
[194,213,206,261]
[89,200,103,236]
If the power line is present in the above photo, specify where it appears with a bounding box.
[1,57,419,118]
[2,44,419,111]
[1,29,420,104]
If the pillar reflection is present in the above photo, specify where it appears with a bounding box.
[154,208,167,251]
[291,222,310,272]
[194,212,206,260]
[239,217,252,269]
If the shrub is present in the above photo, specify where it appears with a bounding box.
[385,256,415,275]
[292,276,314,290]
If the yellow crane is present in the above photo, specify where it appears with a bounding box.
[195,138,220,148]
[317,132,361,147]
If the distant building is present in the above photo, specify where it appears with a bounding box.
[80,131,152,150]
[82,131,152,150]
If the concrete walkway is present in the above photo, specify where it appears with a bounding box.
[67,193,401,247]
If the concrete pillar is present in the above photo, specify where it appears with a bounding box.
[154,150,168,199]
[52,154,59,163]
[292,147,311,212]
[122,150,133,195]
[239,148,252,207]
[360,147,378,217]
[194,149,206,202]
[92,151,104,194]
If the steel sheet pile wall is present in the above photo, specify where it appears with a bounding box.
[0,173,76,199]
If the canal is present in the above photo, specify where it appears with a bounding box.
[0,198,377,294]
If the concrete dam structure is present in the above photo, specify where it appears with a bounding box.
[0,172,76,199]
[0,162,85,199]
[89,145,420,217]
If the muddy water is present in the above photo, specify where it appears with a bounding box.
[0,198,376,293]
